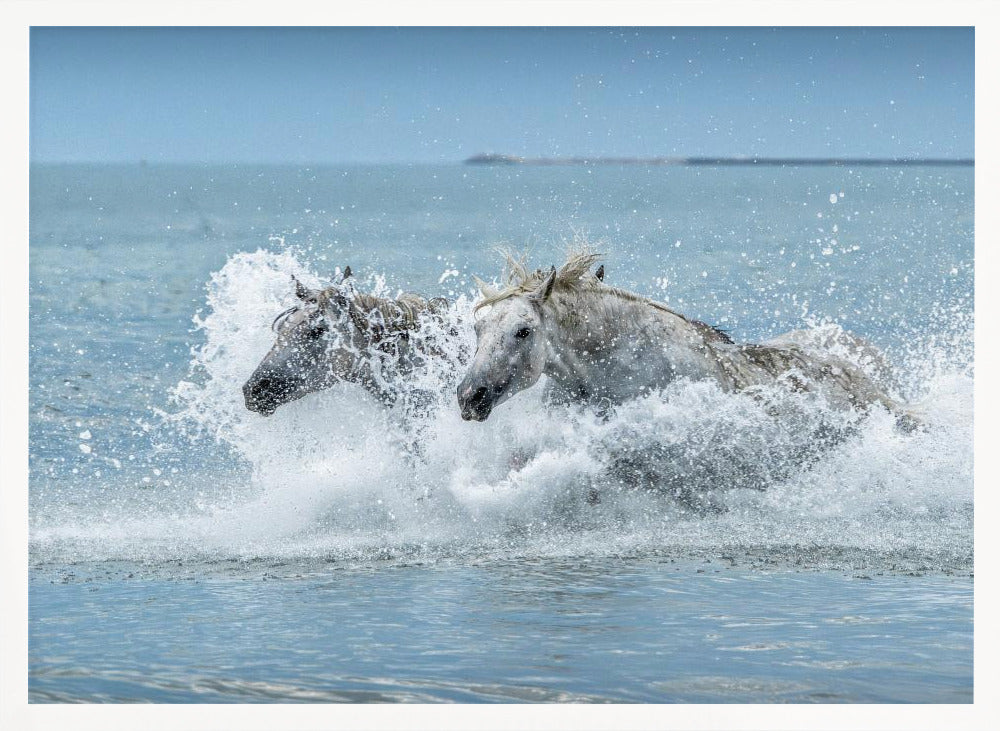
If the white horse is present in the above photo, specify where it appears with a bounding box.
[244,268,452,416]
[457,252,907,424]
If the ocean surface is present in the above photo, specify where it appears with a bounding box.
[29,162,974,703]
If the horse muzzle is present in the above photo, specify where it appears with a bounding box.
[243,375,289,416]
[457,383,498,422]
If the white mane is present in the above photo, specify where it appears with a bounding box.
[473,249,732,344]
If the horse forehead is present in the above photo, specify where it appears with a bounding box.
[489,298,535,325]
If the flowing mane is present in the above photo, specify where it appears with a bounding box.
[315,286,436,331]
[474,250,733,345]
[351,291,430,330]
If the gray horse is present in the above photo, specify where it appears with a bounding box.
[244,268,450,416]
[457,252,908,424]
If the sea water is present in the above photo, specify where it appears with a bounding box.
[28,163,973,703]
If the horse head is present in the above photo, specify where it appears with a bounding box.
[457,266,558,421]
[242,267,381,415]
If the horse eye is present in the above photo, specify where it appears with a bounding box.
[305,324,328,339]
[514,326,532,339]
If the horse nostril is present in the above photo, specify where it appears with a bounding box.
[471,386,488,404]
[253,378,273,396]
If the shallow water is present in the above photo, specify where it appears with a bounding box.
[30,559,971,704]
[29,163,973,703]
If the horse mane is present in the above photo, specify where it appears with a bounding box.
[474,249,733,344]
[474,250,603,308]
[353,292,428,329]
[317,286,432,331]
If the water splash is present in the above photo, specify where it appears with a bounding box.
[30,250,973,573]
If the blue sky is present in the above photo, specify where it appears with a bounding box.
[30,27,974,163]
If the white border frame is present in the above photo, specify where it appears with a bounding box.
[2,3,995,729]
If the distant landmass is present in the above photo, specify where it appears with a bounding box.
[464,153,974,167]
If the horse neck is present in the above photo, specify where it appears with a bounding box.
[545,288,693,345]
[540,289,707,392]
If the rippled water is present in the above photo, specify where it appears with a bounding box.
[30,558,972,704]
[29,163,973,702]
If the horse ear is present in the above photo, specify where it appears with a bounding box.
[342,265,352,280]
[531,266,557,303]
[595,264,604,281]
[293,276,311,301]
